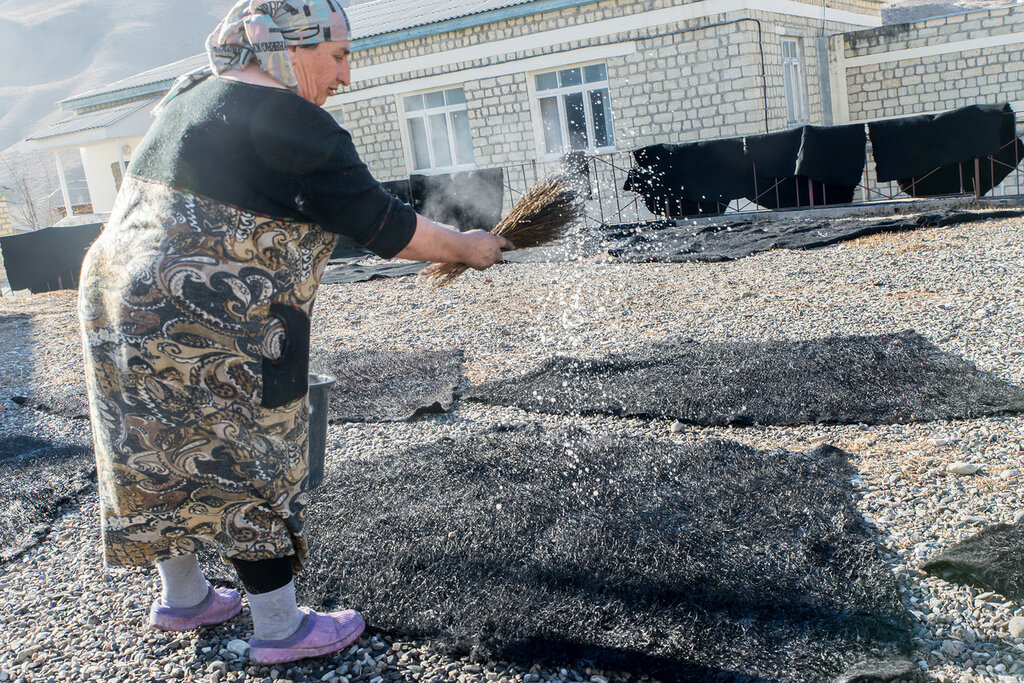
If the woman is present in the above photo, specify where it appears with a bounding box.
[78,0,511,666]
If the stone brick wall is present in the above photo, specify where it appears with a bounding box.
[340,0,880,183]
[349,0,880,71]
[346,95,407,180]
[833,5,1024,122]
[0,196,11,238]
[0,196,9,286]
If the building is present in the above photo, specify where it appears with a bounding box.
[21,0,1024,223]
[19,54,206,225]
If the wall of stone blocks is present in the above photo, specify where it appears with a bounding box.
[0,197,11,238]
[349,0,880,71]
[344,0,880,183]
[609,16,764,149]
[837,5,1024,122]
[343,95,408,181]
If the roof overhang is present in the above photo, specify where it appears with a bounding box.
[20,99,158,152]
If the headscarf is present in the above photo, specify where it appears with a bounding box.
[155,0,350,113]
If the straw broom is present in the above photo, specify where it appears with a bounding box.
[423,174,585,287]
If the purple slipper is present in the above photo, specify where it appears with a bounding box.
[149,586,242,632]
[249,608,365,665]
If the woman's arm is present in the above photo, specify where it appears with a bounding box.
[395,213,513,270]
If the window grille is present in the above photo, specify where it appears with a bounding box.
[403,88,475,172]
[781,39,809,125]
[534,63,615,156]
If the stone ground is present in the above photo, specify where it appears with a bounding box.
[0,209,1023,682]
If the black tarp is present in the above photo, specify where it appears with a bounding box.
[558,150,593,200]
[921,522,1024,601]
[0,223,103,292]
[625,125,867,216]
[11,386,90,419]
[320,347,463,422]
[467,332,1024,426]
[409,168,504,231]
[0,436,95,563]
[745,127,804,178]
[746,125,866,209]
[320,258,426,284]
[796,124,868,188]
[868,103,1023,197]
[622,140,746,217]
[289,428,913,682]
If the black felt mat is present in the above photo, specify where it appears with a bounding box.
[321,259,427,284]
[503,209,1024,264]
[599,210,1024,263]
[319,348,464,422]
[293,428,913,682]
[467,332,1024,426]
[11,385,90,419]
[0,436,95,563]
[921,523,1024,601]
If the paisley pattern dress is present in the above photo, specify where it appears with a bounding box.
[78,78,415,569]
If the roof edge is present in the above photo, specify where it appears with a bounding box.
[59,81,179,113]
[352,0,605,50]
[57,0,605,108]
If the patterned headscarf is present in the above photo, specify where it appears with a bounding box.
[156,0,350,113]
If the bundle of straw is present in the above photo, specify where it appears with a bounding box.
[423,174,585,287]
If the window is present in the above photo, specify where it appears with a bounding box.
[327,106,345,127]
[781,39,808,125]
[403,87,474,172]
[534,63,614,155]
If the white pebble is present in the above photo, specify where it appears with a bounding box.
[1010,617,1024,639]
[225,639,249,658]
[946,462,981,476]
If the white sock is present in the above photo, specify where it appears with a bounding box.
[247,580,305,641]
[156,553,211,608]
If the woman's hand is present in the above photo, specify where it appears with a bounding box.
[459,229,514,270]
[395,214,514,267]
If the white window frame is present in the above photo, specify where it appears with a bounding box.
[529,60,616,161]
[399,87,476,175]
[781,38,809,126]
[326,105,346,127]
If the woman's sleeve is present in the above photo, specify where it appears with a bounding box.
[256,102,417,259]
[297,127,416,258]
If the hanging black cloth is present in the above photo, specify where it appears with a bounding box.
[623,139,748,218]
[408,168,504,231]
[626,125,867,215]
[0,224,103,293]
[868,103,1023,197]
[559,151,592,200]
[744,125,865,209]
[796,124,867,187]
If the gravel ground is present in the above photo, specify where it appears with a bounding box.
[1,209,1023,682]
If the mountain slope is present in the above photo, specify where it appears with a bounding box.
[0,0,235,152]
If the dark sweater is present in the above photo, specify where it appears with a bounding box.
[129,77,415,258]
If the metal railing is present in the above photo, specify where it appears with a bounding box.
[496,131,1024,229]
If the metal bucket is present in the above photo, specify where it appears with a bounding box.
[306,372,336,490]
